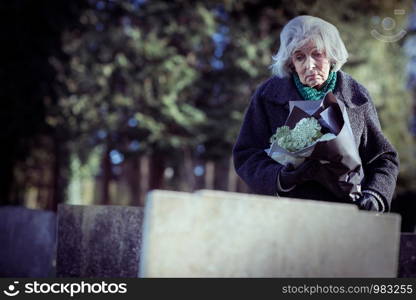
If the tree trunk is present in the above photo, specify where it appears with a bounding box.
[128,156,141,206]
[227,156,238,192]
[183,147,195,192]
[193,159,206,191]
[48,134,70,211]
[149,150,165,191]
[140,155,150,206]
[205,161,215,190]
[214,157,229,191]
[101,146,111,205]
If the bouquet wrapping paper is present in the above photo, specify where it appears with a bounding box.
[265,92,363,202]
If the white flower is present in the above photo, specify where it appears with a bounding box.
[270,117,330,152]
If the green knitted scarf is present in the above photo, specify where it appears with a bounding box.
[293,71,337,101]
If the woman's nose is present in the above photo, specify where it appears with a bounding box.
[304,56,316,70]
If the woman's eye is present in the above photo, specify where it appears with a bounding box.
[295,55,304,61]
[313,52,323,58]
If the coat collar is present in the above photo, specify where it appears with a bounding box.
[262,71,368,108]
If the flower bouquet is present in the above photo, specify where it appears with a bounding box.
[265,92,363,201]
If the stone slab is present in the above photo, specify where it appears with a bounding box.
[195,189,359,212]
[398,233,416,277]
[57,204,144,277]
[140,190,401,277]
[0,206,56,277]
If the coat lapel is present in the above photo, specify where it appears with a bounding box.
[262,75,301,107]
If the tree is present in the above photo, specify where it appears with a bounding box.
[0,0,88,208]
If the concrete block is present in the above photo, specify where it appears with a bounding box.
[140,190,401,277]
[0,206,56,277]
[398,233,416,277]
[57,204,144,277]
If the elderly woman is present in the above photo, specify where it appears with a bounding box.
[233,15,399,212]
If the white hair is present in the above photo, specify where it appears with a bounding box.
[270,15,349,78]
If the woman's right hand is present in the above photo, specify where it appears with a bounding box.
[279,159,321,190]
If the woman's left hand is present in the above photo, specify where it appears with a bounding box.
[356,193,380,212]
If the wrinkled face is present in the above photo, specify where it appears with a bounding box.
[291,41,331,89]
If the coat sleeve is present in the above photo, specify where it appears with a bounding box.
[232,84,283,196]
[359,91,399,211]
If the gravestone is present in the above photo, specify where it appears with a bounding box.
[57,204,144,277]
[0,206,56,277]
[195,189,359,212]
[398,233,416,277]
[140,190,401,277]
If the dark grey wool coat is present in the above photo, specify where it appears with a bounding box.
[233,70,399,210]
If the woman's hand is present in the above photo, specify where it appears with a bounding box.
[356,193,380,212]
[279,160,321,190]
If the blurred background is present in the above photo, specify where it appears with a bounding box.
[1,0,415,230]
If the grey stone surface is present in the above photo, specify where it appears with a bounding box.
[140,190,401,277]
[398,233,416,278]
[195,189,359,212]
[57,204,144,278]
[0,206,56,277]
